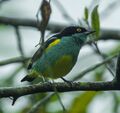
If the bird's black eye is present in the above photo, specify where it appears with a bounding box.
[76,28,82,32]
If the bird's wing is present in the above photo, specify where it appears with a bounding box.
[27,46,44,69]
[27,34,61,70]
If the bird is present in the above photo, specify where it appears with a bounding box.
[21,26,95,82]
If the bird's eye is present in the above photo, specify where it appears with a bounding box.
[76,28,81,32]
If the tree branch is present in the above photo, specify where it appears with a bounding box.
[0,57,29,66]
[0,81,119,98]
[0,16,65,32]
[0,16,37,28]
[27,93,55,113]
[0,16,120,40]
[0,43,119,67]
[0,54,119,99]
[0,16,120,102]
[53,0,75,23]
[72,52,119,81]
[14,26,24,56]
[114,54,120,83]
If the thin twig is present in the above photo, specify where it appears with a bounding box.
[0,57,30,66]
[53,0,75,23]
[0,39,119,67]
[14,26,24,56]
[27,93,55,113]
[72,52,119,81]
[101,1,120,20]
[88,0,98,11]
[93,42,115,76]
[51,79,66,112]
[14,24,26,72]
[0,65,23,86]
[114,54,120,83]
[84,19,115,77]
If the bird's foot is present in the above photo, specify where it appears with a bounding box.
[61,77,73,86]
[41,76,49,83]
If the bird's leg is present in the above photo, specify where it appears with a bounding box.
[61,77,73,85]
[41,76,49,83]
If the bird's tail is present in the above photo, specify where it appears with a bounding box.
[21,69,40,82]
[21,75,35,82]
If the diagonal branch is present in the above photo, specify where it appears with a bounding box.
[27,93,55,113]
[0,57,29,66]
[92,42,115,76]
[0,44,119,66]
[53,0,75,23]
[114,54,120,83]
[72,52,119,81]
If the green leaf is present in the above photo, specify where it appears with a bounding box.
[91,5,100,38]
[69,92,97,113]
[84,7,89,21]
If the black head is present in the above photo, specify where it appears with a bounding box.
[47,26,95,45]
[60,26,87,36]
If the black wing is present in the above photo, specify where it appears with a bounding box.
[27,33,61,70]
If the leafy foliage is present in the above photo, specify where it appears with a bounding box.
[69,92,97,113]
[91,5,100,38]
[84,7,89,21]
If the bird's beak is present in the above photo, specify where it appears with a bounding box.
[85,30,96,35]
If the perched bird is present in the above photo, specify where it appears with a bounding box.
[21,26,95,82]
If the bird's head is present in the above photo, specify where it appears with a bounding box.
[60,26,95,42]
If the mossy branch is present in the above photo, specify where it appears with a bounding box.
[0,81,118,99]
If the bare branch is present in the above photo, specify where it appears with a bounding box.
[27,93,54,113]
[0,57,29,66]
[72,52,119,81]
[53,0,75,23]
[92,42,115,76]
[0,16,37,28]
[0,16,120,44]
[14,26,24,56]
[0,16,120,41]
[0,16,65,33]
[114,54,120,83]
[0,81,119,99]
[0,54,119,103]
[101,1,120,20]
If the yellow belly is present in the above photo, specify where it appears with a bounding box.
[42,55,74,79]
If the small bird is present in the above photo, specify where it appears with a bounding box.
[21,26,95,82]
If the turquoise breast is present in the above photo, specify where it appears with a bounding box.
[32,35,84,78]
